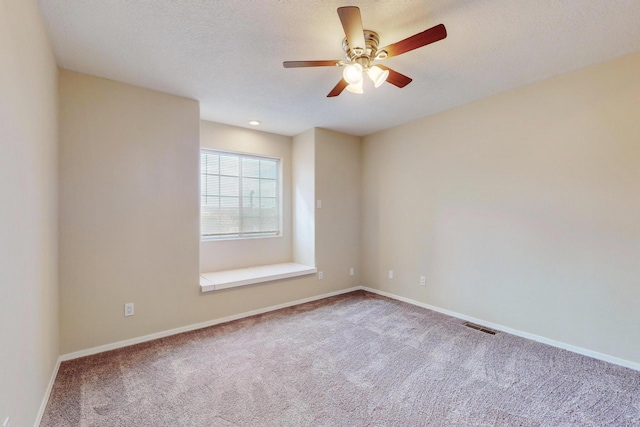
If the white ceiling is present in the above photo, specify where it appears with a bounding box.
[38,0,640,137]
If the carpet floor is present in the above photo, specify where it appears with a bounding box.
[41,291,640,426]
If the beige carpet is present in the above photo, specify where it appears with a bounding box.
[41,291,640,426]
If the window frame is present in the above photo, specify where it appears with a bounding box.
[200,148,282,241]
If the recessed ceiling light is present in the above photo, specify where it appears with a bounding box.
[249,120,261,126]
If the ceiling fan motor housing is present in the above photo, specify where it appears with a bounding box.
[342,30,385,68]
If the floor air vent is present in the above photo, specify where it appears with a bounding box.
[463,322,497,335]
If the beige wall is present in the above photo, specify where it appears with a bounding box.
[315,128,361,287]
[362,51,640,364]
[0,0,59,425]
[200,121,293,272]
[59,71,362,354]
[59,70,201,353]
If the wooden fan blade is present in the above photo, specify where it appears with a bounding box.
[337,6,366,54]
[327,79,348,97]
[376,65,412,88]
[283,60,340,68]
[379,24,447,58]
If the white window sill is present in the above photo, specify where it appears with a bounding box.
[200,262,317,292]
[201,233,282,243]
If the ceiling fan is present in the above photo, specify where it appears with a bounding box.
[283,6,447,97]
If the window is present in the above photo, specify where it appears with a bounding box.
[200,150,280,239]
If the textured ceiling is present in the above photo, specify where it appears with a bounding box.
[38,0,640,137]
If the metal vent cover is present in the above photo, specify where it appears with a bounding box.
[463,322,497,335]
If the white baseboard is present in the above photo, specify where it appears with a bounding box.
[360,286,640,372]
[60,286,361,361]
[34,356,61,427]
[58,284,639,368]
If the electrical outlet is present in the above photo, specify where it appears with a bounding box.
[388,270,394,279]
[316,200,322,209]
[349,267,354,276]
[124,303,134,317]
[3,416,10,427]
[318,271,323,280]
[420,276,426,286]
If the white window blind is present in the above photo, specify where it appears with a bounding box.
[200,150,280,239]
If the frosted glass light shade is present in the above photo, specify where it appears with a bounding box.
[345,79,363,94]
[367,65,389,88]
[343,63,363,85]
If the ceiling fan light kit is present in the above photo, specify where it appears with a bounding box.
[368,66,389,88]
[346,79,364,94]
[343,63,363,85]
[283,6,447,97]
